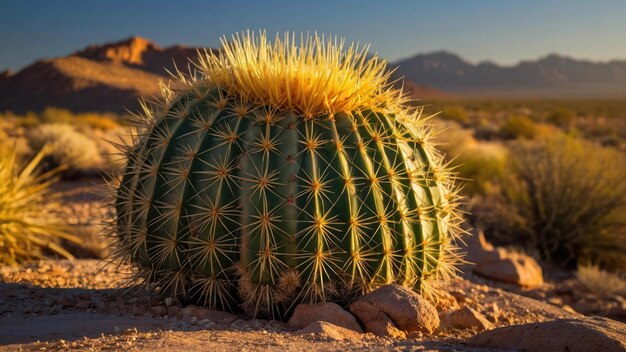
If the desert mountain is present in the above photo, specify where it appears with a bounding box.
[0,37,207,114]
[2,38,626,114]
[394,51,626,98]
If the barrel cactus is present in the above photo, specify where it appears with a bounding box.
[109,32,463,318]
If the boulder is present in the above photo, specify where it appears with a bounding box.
[298,321,363,341]
[288,302,363,333]
[349,284,439,335]
[474,251,544,288]
[441,306,494,331]
[468,317,626,352]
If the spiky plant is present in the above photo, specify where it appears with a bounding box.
[109,31,463,318]
[0,145,80,265]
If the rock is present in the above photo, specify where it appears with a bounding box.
[432,290,459,312]
[167,306,181,317]
[442,306,494,331]
[177,305,237,323]
[363,312,406,339]
[349,284,439,335]
[468,317,626,352]
[165,297,182,307]
[474,251,544,288]
[572,300,600,315]
[299,321,363,341]
[56,296,76,307]
[288,302,363,333]
[149,305,168,317]
[75,300,92,309]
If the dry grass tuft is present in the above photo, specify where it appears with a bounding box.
[28,123,103,176]
[0,146,81,265]
[576,263,626,297]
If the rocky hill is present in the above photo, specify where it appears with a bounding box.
[0,37,205,114]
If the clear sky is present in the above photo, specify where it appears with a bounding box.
[1,0,625,72]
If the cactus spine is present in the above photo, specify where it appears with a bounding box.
[110,32,463,318]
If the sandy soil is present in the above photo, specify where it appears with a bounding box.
[0,259,582,351]
[0,179,621,351]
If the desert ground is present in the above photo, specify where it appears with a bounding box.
[1,179,624,351]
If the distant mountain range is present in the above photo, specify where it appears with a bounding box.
[393,51,626,98]
[1,37,625,114]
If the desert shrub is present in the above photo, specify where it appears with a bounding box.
[0,146,80,265]
[436,121,507,196]
[28,123,103,176]
[475,134,626,269]
[499,115,537,139]
[576,263,626,296]
[41,107,121,130]
[547,108,575,127]
[441,107,470,126]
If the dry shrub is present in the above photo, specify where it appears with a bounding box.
[436,121,507,196]
[499,115,537,139]
[576,263,626,297]
[28,123,103,176]
[475,134,626,269]
[0,146,80,265]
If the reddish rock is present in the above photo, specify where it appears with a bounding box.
[468,317,626,352]
[363,312,406,339]
[442,306,494,331]
[288,302,363,333]
[349,284,439,335]
[298,321,363,341]
[474,251,544,288]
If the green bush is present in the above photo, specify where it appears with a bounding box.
[28,123,103,176]
[475,134,626,269]
[499,115,537,139]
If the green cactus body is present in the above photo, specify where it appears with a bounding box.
[111,32,462,318]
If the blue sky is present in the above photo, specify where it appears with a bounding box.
[1,0,625,71]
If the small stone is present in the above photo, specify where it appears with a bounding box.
[165,297,182,307]
[349,284,439,334]
[364,312,406,339]
[572,300,599,315]
[150,306,168,317]
[288,302,363,333]
[442,306,495,332]
[178,305,237,322]
[548,297,563,306]
[168,306,181,317]
[433,290,459,312]
[75,300,92,309]
[56,296,76,308]
[299,321,363,341]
